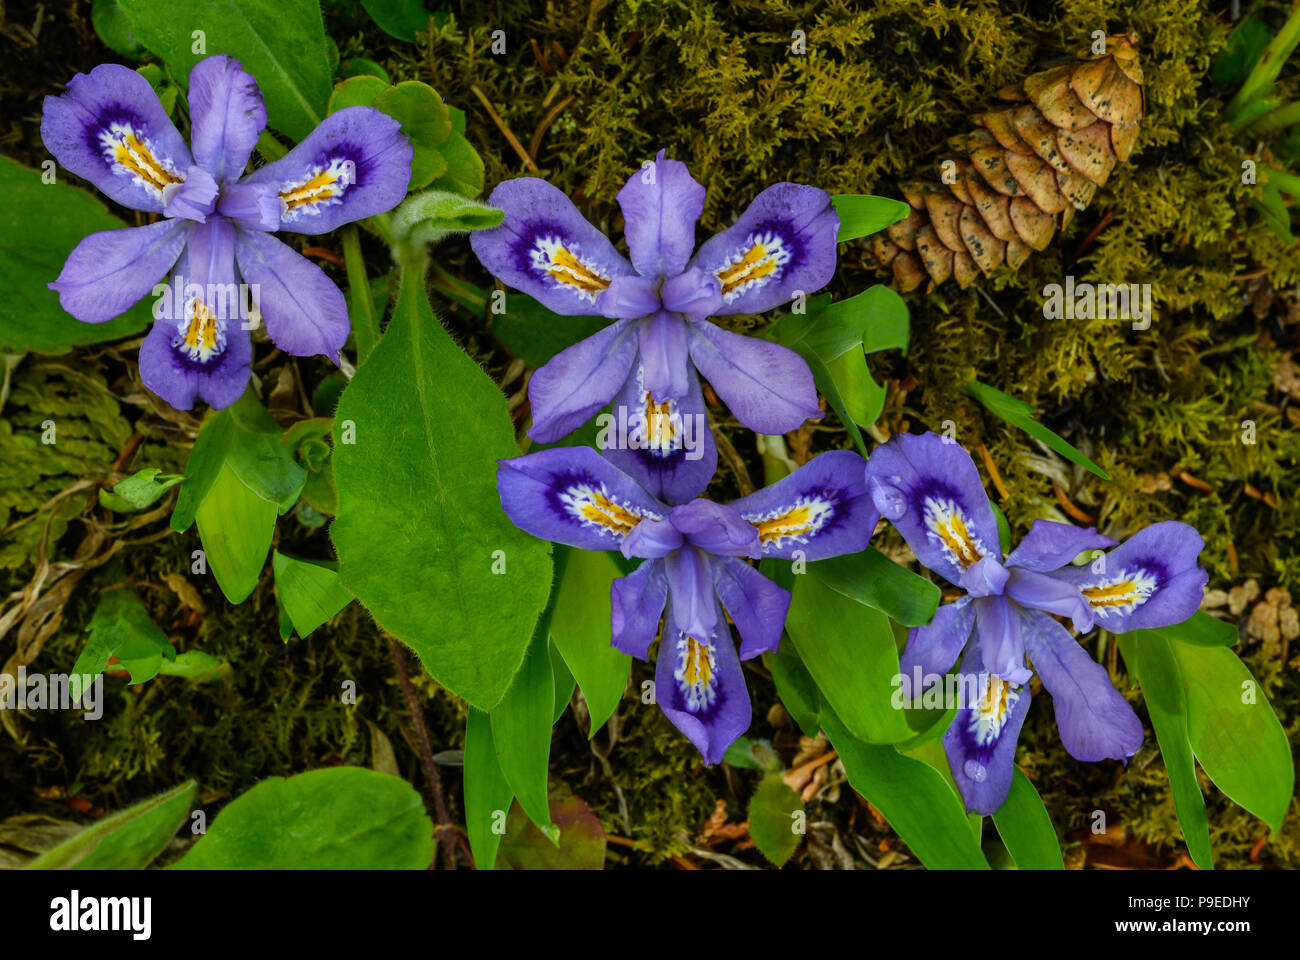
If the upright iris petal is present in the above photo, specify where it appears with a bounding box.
[41,54,413,411]
[867,431,1204,815]
[470,151,838,504]
[496,446,875,764]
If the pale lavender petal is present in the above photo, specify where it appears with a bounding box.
[187,54,266,183]
[469,177,634,317]
[974,595,1032,685]
[1053,521,1208,633]
[602,363,716,506]
[138,218,250,411]
[1022,608,1144,762]
[48,219,190,324]
[621,517,683,559]
[601,275,660,320]
[611,559,669,659]
[41,63,192,213]
[216,182,281,232]
[687,182,839,314]
[615,149,705,279]
[943,642,1031,815]
[233,229,348,360]
[241,105,412,234]
[712,557,790,659]
[864,431,1001,587]
[900,596,975,679]
[1005,519,1116,572]
[687,318,821,434]
[639,310,691,402]
[664,546,718,643]
[1005,567,1093,633]
[660,266,723,317]
[161,165,218,222]
[669,500,761,558]
[731,450,877,560]
[496,446,666,552]
[527,319,638,444]
[656,599,751,766]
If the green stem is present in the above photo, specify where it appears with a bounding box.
[1226,5,1300,122]
[428,264,487,311]
[342,226,379,364]
[1250,99,1300,135]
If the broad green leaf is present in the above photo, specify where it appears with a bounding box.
[1254,184,1295,243]
[823,707,989,869]
[967,378,1110,480]
[72,589,176,694]
[326,75,389,112]
[490,294,606,368]
[339,57,391,83]
[281,417,336,515]
[156,649,226,681]
[991,501,1012,555]
[272,551,354,638]
[362,0,431,42]
[764,644,823,739]
[1118,631,1213,869]
[549,641,575,723]
[425,129,485,197]
[172,390,307,532]
[330,264,552,710]
[992,767,1063,869]
[172,767,433,869]
[1158,609,1239,647]
[391,189,504,248]
[808,549,940,627]
[327,79,452,189]
[1170,640,1293,834]
[98,468,184,512]
[195,462,279,603]
[1211,15,1272,86]
[782,570,913,744]
[118,0,332,142]
[0,156,152,353]
[464,707,515,870]
[497,787,606,870]
[748,773,803,867]
[93,0,145,58]
[832,194,912,241]
[25,781,196,870]
[490,628,557,839]
[548,546,630,737]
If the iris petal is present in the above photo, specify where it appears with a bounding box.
[49,219,190,324]
[942,642,1031,815]
[611,559,669,659]
[901,597,976,680]
[527,319,638,444]
[730,450,876,560]
[615,149,705,279]
[187,55,267,184]
[712,556,790,660]
[233,229,349,360]
[1004,519,1116,572]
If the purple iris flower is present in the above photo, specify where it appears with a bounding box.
[497,446,877,764]
[42,56,413,410]
[865,431,1207,814]
[471,150,839,504]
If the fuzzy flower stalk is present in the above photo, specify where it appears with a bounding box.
[42,55,413,409]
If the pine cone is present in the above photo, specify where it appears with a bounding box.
[873,34,1145,292]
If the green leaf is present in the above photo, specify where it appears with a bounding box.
[281,417,337,515]
[1211,14,1272,86]
[156,649,226,681]
[326,75,390,111]
[490,294,606,368]
[991,767,1063,869]
[1158,609,1239,647]
[832,195,912,241]
[464,707,515,870]
[172,767,433,869]
[391,189,504,248]
[1117,631,1213,869]
[1167,638,1293,834]
[272,551,354,638]
[172,390,307,532]
[748,773,803,867]
[331,262,552,710]
[823,707,989,869]
[73,589,176,693]
[93,0,145,58]
[327,79,452,189]
[339,57,391,83]
[25,781,196,870]
[764,645,823,738]
[496,787,606,870]
[98,467,185,512]
[549,641,575,723]
[991,501,1012,555]
[195,462,279,603]
[490,627,557,839]
[0,156,153,353]
[424,129,485,197]
[807,549,940,627]
[118,0,332,141]
[967,377,1110,480]
[548,546,630,738]
[782,568,914,744]
[362,0,431,42]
